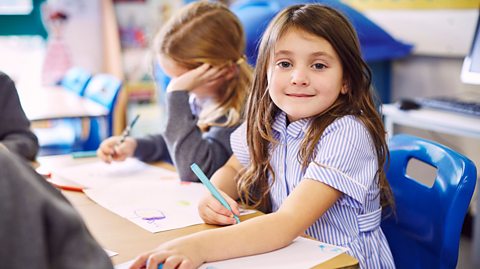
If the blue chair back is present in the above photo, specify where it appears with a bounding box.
[153,62,171,94]
[35,68,91,155]
[230,0,280,65]
[60,67,92,96]
[382,134,477,269]
[81,74,122,150]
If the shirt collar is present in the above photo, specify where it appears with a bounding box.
[272,111,311,139]
[189,95,215,116]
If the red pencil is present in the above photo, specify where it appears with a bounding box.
[46,178,84,192]
[49,181,84,192]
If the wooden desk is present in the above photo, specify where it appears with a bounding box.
[18,86,108,121]
[64,191,358,269]
[38,155,358,268]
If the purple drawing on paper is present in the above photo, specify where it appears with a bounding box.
[134,209,166,224]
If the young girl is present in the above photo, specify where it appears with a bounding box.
[130,4,394,269]
[97,1,252,182]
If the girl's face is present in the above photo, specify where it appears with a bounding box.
[267,28,347,122]
[158,55,226,98]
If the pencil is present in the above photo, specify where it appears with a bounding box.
[111,114,140,159]
[190,163,240,223]
[119,114,140,144]
[47,179,84,192]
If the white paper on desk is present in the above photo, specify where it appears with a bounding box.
[85,179,256,233]
[85,179,206,233]
[115,237,348,269]
[54,158,178,189]
[199,237,348,269]
[104,249,118,257]
[114,261,132,269]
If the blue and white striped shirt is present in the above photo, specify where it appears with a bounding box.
[231,112,395,269]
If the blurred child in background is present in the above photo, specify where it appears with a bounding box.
[97,1,252,182]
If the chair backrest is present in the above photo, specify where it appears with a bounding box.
[83,73,122,137]
[60,67,92,96]
[153,62,171,93]
[230,0,280,65]
[382,134,477,269]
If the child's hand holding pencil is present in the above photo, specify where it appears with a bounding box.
[97,136,137,163]
[192,163,241,225]
[198,187,241,225]
[96,115,140,164]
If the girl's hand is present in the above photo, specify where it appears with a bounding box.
[166,63,229,93]
[129,237,203,269]
[198,190,240,225]
[96,136,137,163]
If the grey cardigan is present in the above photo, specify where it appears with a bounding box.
[134,91,239,182]
[0,149,113,269]
[0,71,39,161]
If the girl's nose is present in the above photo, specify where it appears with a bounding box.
[290,69,309,86]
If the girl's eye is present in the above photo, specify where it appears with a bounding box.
[312,63,326,70]
[277,61,291,68]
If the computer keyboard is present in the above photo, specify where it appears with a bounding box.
[415,96,480,117]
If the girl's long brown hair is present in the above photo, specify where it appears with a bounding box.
[238,4,393,212]
[153,1,252,129]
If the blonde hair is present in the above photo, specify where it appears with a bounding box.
[238,4,393,212]
[154,1,253,130]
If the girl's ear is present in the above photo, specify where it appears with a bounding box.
[340,82,348,94]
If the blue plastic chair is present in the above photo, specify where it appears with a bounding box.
[80,73,123,151]
[153,61,171,97]
[35,73,122,155]
[382,134,477,269]
[34,67,92,155]
[60,67,92,96]
[34,122,79,155]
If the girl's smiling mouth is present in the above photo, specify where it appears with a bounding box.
[286,93,315,98]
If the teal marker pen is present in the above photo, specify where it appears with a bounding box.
[190,163,240,223]
[71,150,97,159]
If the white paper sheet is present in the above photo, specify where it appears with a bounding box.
[104,249,118,257]
[85,179,207,233]
[114,261,132,269]
[84,179,257,233]
[198,237,348,269]
[114,237,348,269]
[54,158,179,189]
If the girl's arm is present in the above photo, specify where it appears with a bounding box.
[162,64,234,182]
[210,155,242,199]
[197,179,342,261]
[162,91,237,182]
[131,178,341,269]
[133,134,171,163]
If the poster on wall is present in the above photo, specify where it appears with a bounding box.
[40,0,103,75]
